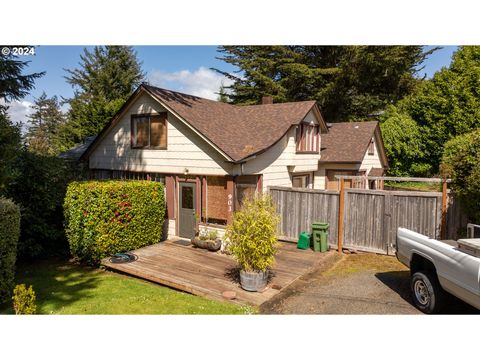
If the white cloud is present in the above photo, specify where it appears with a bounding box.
[1,100,33,133]
[147,66,234,100]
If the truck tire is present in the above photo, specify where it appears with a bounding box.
[411,271,445,314]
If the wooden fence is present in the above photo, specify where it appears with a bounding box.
[269,186,468,255]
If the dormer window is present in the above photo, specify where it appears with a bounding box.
[131,113,167,149]
[296,124,319,153]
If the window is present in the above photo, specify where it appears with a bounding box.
[131,113,167,149]
[296,124,319,153]
[292,174,309,188]
[368,138,375,155]
[206,176,228,225]
[235,175,258,209]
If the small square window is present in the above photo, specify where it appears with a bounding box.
[131,113,167,149]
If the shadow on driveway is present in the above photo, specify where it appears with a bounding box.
[375,271,480,315]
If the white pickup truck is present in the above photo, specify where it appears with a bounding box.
[396,227,480,313]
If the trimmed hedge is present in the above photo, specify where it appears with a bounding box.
[64,180,166,264]
[0,197,21,304]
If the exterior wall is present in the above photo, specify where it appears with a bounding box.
[313,135,384,190]
[236,110,321,192]
[360,139,383,174]
[314,163,362,190]
[168,219,176,238]
[89,92,233,176]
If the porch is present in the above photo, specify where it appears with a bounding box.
[101,239,331,306]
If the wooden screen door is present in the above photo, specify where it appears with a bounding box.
[179,182,196,239]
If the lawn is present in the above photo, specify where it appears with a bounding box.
[0,259,253,315]
[384,181,442,192]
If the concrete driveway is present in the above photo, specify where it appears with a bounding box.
[260,252,479,315]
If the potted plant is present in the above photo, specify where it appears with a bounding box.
[224,193,280,292]
[191,228,221,251]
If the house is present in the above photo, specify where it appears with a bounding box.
[78,84,388,239]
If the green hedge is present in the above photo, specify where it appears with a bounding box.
[0,197,21,304]
[64,180,166,264]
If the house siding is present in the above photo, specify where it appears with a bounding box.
[235,110,321,191]
[313,136,384,190]
[89,92,233,176]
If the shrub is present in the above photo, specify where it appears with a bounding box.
[12,284,36,314]
[224,194,280,272]
[64,180,166,264]
[0,197,21,304]
[441,129,480,223]
[7,150,81,259]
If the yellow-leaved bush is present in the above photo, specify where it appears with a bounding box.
[64,180,165,264]
[224,194,280,272]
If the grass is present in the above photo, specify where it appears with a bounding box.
[0,259,254,315]
[323,253,408,277]
[384,181,442,192]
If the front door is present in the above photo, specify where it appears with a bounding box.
[179,182,196,239]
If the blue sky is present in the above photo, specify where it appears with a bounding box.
[7,45,458,130]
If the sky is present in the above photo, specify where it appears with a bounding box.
[5,45,458,132]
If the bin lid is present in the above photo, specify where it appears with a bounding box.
[312,222,329,229]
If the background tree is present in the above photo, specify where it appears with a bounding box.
[441,129,480,223]
[0,52,44,192]
[59,46,145,150]
[379,106,426,176]
[382,46,480,175]
[214,46,434,121]
[25,92,65,155]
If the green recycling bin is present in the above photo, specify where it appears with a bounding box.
[297,231,311,250]
[312,222,329,252]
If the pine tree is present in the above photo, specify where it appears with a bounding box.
[26,92,66,155]
[0,52,44,191]
[213,46,435,121]
[59,46,145,150]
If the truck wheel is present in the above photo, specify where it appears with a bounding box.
[411,271,444,314]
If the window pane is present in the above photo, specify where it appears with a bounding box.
[181,186,193,209]
[150,116,167,148]
[134,117,149,147]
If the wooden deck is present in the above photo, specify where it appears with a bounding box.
[101,239,331,306]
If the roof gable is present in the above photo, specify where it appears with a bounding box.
[81,84,327,163]
[319,121,387,166]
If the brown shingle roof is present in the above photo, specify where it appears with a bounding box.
[319,121,378,163]
[143,85,317,162]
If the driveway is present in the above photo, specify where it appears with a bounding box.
[261,252,479,314]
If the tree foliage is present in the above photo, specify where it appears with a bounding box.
[0,53,44,107]
[59,46,145,150]
[441,129,480,223]
[214,46,433,121]
[379,106,427,176]
[0,112,21,192]
[0,52,44,192]
[26,92,66,155]
[392,46,480,174]
[6,151,79,259]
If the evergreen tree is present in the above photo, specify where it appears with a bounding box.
[213,46,435,121]
[59,46,145,150]
[0,52,44,191]
[217,82,230,103]
[26,92,65,155]
[0,53,45,109]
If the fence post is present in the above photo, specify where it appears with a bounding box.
[441,178,448,239]
[338,178,345,253]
